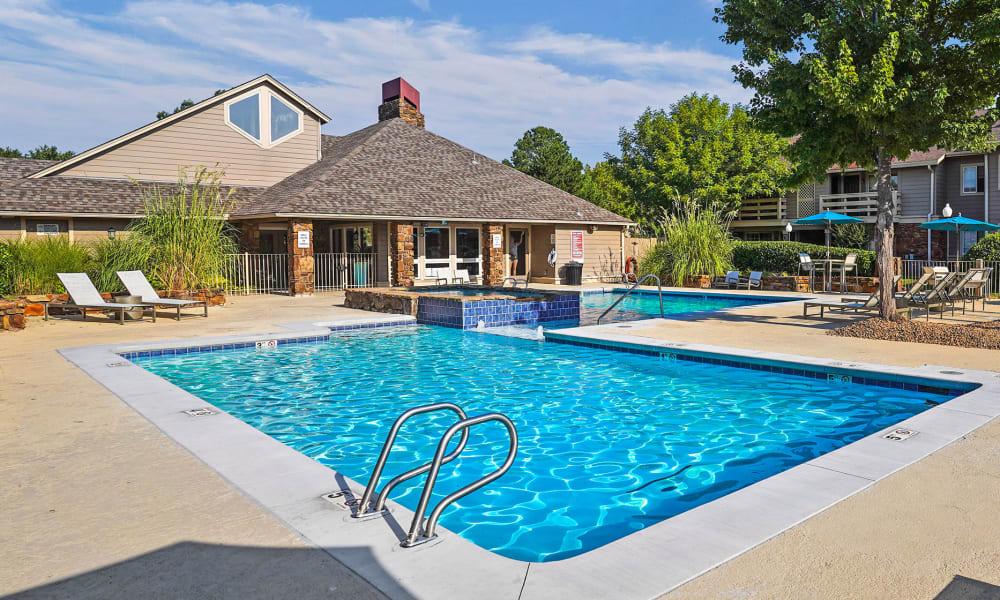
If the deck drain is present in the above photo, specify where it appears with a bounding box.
[182,408,216,417]
[883,428,917,441]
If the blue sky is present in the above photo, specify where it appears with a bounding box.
[1,0,747,165]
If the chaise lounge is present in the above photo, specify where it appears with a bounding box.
[117,270,209,319]
[46,273,155,325]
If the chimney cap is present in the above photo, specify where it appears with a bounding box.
[381,77,420,112]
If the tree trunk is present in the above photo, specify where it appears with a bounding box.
[874,152,897,319]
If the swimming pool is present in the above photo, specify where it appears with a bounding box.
[133,324,961,563]
[581,290,791,323]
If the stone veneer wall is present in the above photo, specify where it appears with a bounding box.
[389,222,415,286]
[378,98,425,128]
[239,221,261,253]
[481,223,505,286]
[288,219,314,296]
[0,299,26,330]
[894,223,947,260]
[344,289,418,316]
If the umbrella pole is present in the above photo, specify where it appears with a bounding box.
[825,224,831,259]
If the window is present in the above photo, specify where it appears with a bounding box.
[225,89,303,148]
[228,95,260,141]
[36,223,59,235]
[423,227,450,279]
[962,164,984,194]
[270,96,300,143]
[961,231,979,255]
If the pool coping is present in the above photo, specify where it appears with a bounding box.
[58,314,1000,600]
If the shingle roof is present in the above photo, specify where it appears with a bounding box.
[0,158,57,185]
[0,169,260,216]
[235,118,630,224]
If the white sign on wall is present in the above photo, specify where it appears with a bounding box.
[492,233,503,249]
[297,230,310,249]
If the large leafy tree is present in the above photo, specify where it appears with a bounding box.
[717,0,1000,318]
[604,94,790,233]
[503,126,585,194]
[0,145,75,160]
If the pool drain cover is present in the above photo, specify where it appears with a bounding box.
[182,408,216,417]
[883,428,917,441]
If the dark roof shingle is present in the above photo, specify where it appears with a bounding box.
[235,119,630,224]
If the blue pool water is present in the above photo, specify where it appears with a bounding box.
[134,326,956,562]
[581,290,790,323]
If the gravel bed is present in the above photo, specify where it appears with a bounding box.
[828,317,1000,350]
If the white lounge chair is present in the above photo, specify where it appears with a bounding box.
[45,272,155,325]
[741,271,763,290]
[802,275,905,318]
[117,270,208,319]
[712,270,740,288]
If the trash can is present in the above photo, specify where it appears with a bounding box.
[564,263,583,286]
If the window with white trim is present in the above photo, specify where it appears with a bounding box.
[961,164,984,194]
[224,89,303,148]
[36,223,59,235]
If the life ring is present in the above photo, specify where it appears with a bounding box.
[625,256,638,274]
[547,249,558,267]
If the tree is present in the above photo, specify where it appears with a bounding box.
[832,222,870,250]
[717,0,1000,318]
[157,89,227,120]
[604,94,790,233]
[503,126,585,194]
[0,145,75,160]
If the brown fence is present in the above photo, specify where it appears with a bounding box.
[625,237,657,263]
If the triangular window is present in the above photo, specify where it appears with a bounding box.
[270,96,300,143]
[225,89,303,147]
[228,94,261,141]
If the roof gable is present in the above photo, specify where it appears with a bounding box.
[29,75,330,181]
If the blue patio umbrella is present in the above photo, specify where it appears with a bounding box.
[920,215,999,260]
[792,211,863,258]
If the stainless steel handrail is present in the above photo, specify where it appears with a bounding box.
[402,413,518,547]
[353,402,470,518]
[596,273,665,324]
[501,277,528,288]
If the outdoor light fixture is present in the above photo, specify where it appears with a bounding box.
[784,222,792,241]
[942,203,953,218]
[589,225,598,233]
[107,227,116,239]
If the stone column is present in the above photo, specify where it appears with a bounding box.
[288,219,314,296]
[390,222,415,287]
[239,221,260,253]
[481,223,505,286]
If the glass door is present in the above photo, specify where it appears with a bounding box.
[423,227,450,282]
[455,227,480,283]
[509,228,528,277]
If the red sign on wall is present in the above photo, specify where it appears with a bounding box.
[570,230,585,263]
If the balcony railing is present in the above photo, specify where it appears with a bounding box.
[734,197,783,222]
[817,191,899,218]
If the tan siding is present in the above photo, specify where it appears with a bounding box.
[73,218,134,241]
[59,84,321,187]
[554,225,623,282]
[0,217,21,241]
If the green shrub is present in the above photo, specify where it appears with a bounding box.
[831,223,870,249]
[3,237,94,295]
[964,233,1000,262]
[131,166,237,290]
[732,241,875,276]
[638,203,734,283]
[89,235,157,293]
[0,242,11,297]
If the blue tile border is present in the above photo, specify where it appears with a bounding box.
[119,320,411,360]
[545,335,974,397]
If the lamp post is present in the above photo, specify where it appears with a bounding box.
[941,203,953,262]
[784,222,792,242]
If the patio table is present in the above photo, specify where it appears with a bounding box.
[812,258,846,293]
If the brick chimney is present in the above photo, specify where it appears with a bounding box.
[378,77,424,128]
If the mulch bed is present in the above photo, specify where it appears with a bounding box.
[828,317,1000,350]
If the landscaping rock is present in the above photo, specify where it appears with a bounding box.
[829,316,1000,350]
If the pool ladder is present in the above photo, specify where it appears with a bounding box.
[352,402,519,548]
[596,273,665,324]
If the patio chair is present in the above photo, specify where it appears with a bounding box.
[910,271,960,320]
[841,268,934,304]
[739,271,763,290]
[452,269,471,285]
[833,253,859,294]
[712,270,740,289]
[797,253,819,293]
[45,273,155,325]
[953,267,992,312]
[117,270,208,319]
[941,268,985,316]
[802,276,904,318]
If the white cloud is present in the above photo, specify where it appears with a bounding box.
[0,1,749,164]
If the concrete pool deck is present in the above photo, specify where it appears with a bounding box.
[3,289,1000,599]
